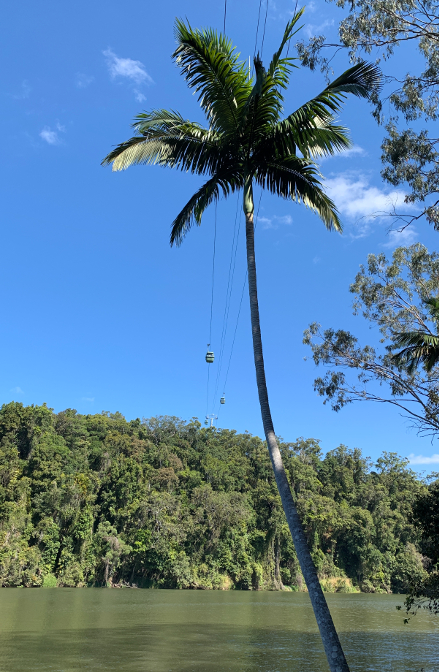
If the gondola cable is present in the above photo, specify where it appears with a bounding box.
[212,193,241,411]
[205,203,218,419]
[216,190,263,416]
[260,0,269,56]
[253,0,263,61]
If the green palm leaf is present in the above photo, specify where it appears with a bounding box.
[392,297,439,372]
[102,111,223,174]
[172,19,251,136]
[256,158,342,231]
[170,170,243,246]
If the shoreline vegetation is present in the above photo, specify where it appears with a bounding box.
[0,403,431,592]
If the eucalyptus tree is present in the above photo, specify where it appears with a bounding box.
[296,0,439,230]
[102,12,380,672]
[304,244,439,437]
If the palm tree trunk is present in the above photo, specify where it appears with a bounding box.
[245,203,351,672]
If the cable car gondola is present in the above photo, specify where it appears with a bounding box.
[205,345,214,363]
[220,395,225,405]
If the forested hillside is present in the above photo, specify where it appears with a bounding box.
[0,402,431,592]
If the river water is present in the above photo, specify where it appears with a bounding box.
[0,589,437,672]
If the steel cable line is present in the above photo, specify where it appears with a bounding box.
[209,202,218,345]
[261,0,269,56]
[223,0,227,33]
[206,204,218,418]
[253,0,263,61]
[216,191,263,417]
[212,193,242,410]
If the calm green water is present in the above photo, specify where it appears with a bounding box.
[0,590,437,672]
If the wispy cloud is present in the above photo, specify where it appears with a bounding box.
[321,145,366,162]
[10,386,24,394]
[103,48,153,84]
[306,1,318,13]
[81,397,95,403]
[11,80,31,100]
[103,48,153,102]
[325,172,414,238]
[40,122,66,146]
[76,73,94,89]
[408,453,439,465]
[383,227,418,248]
[257,214,293,230]
[304,18,334,39]
[134,89,146,103]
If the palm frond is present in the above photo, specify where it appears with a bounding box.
[173,19,251,135]
[237,13,304,143]
[170,171,244,246]
[392,331,439,373]
[424,297,439,324]
[267,10,303,86]
[255,115,351,162]
[284,61,382,130]
[101,111,225,175]
[256,158,342,232]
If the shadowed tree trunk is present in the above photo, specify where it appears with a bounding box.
[244,180,350,672]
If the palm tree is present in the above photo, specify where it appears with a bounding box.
[393,297,439,373]
[102,12,380,672]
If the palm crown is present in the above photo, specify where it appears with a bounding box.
[102,11,381,244]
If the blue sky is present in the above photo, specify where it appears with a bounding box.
[2,0,439,471]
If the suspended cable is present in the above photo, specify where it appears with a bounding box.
[208,203,217,345]
[205,204,218,421]
[217,191,263,415]
[223,0,227,33]
[260,0,269,56]
[253,0,263,60]
[206,364,211,419]
[212,193,241,410]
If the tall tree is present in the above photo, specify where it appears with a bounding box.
[296,0,439,230]
[102,13,380,672]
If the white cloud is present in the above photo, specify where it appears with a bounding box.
[276,215,293,225]
[40,122,66,145]
[40,128,59,145]
[103,48,153,84]
[321,145,366,162]
[81,397,95,403]
[408,453,439,465]
[76,73,94,89]
[134,89,146,103]
[383,227,418,248]
[257,214,293,230]
[10,386,24,394]
[325,172,414,238]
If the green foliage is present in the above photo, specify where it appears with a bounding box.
[0,403,430,592]
[295,0,439,229]
[304,244,439,437]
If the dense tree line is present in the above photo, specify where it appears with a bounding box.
[0,401,432,592]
